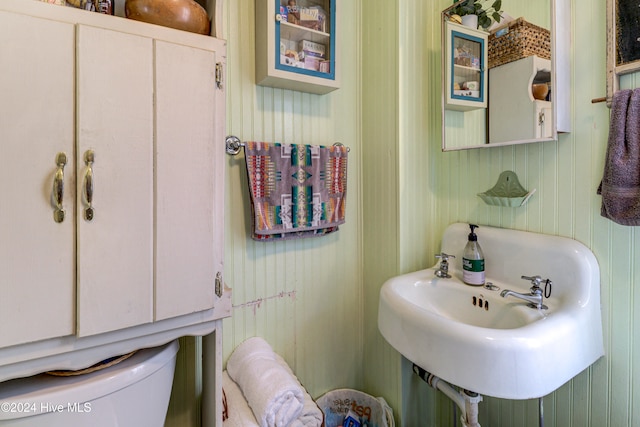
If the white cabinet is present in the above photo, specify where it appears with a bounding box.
[488,55,552,144]
[0,0,229,382]
[444,21,488,111]
[255,0,339,94]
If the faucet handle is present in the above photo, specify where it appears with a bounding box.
[521,275,553,297]
[434,253,454,278]
[521,275,542,286]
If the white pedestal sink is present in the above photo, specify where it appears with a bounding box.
[378,223,604,400]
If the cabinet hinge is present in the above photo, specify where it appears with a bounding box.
[215,63,223,89]
[215,272,223,297]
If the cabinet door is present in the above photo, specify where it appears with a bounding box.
[154,40,219,320]
[76,25,154,337]
[0,11,76,347]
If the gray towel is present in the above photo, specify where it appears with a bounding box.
[597,88,640,226]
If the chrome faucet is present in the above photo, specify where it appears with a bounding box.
[434,253,455,278]
[500,275,552,309]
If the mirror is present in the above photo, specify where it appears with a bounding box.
[441,0,570,151]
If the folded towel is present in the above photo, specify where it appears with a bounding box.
[223,371,261,427]
[227,337,304,427]
[223,366,322,427]
[598,88,640,225]
[244,142,348,240]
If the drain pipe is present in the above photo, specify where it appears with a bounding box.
[413,364,483,427]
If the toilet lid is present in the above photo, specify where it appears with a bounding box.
[0,340,178,420]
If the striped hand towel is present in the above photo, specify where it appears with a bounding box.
[244,142,348,240]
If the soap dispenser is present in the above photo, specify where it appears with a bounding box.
[463,224,485,286]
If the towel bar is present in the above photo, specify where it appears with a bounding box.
[225,135,349,155]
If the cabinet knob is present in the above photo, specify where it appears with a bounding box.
[83,150,95,221]
[52,152,67,223]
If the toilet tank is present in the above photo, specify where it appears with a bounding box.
[0,340,179,427]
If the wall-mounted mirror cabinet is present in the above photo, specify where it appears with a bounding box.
[441,0,570,151]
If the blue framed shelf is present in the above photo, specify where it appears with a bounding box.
[444,21,487,111]
[255,0,339,95]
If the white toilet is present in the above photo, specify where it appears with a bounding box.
[0,340,179,426]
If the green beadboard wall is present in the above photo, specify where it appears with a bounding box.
[165,0,640,425]
[364,0,640,426]
[219,0,364,404]
[363,0,640,425]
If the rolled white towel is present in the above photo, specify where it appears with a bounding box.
[288,395,323,427]
[273,354,323,427]
[222,371,261,427]
[227,337,304,427]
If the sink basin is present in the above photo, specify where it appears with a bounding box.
[378,223,604,400]
[396,276,546,329]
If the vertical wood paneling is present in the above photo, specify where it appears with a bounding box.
[388,0,640,425]
[610,225,633,426]
[361,0,403,417]
[632,229,640,427]
[219,0,363,402]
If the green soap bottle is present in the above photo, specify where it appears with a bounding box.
[462,224,485,286]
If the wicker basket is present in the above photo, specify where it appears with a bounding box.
[46,351,137,376]
[488,17,550,69]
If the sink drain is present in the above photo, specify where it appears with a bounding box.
[472,296,489,311]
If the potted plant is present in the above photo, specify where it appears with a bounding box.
[450,0,503,30]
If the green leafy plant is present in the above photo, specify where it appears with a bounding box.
[451,0,503,29]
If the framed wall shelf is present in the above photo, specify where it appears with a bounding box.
[255,0,339,95]
[444,21,488,111]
